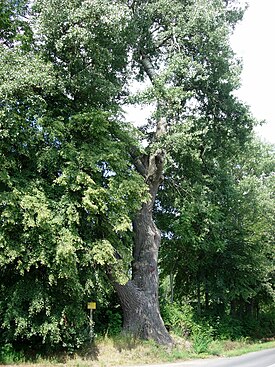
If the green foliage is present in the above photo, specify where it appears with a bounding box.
[0,0,272,353]
[161,302,193,336]
[191,325,213,354]
[105,310,123,336]
[0,0,33,49]
[210,316,243,340]
[161,302,214,353]
[129,0,252,147]
[158,137,274,326]
[0,343,25,364]
[0,0,147,351]
[34,0,130,109]
[0,106,145,348]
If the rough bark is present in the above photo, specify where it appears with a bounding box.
[112,47,173,344]
[113,149,173,345]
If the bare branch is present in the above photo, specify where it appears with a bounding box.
[139,54,168,140]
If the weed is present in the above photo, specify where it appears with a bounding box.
[192,326,213,354]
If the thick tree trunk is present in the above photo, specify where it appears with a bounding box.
[113,150,173,345]
[111,49,173,344]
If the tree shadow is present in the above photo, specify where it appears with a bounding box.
[78,341,100,361]
[112,334,143,353]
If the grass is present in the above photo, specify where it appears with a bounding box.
[1,336,275,366]
[223,340,275,357]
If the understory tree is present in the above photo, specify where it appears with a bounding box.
[0,0,256,348]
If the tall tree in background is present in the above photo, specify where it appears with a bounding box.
[0,0,255,347]
[158,137,274,328]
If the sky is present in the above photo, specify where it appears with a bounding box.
[231,0,275,144]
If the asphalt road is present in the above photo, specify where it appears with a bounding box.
[128,348,275,367]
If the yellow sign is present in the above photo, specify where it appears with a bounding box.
[87,302,96,310]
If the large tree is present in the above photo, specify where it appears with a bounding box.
[0,0,146,348]
[0,0,254,347]
[110,0,252,344]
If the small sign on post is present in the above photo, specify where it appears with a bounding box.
[87,302,96,310]
[87,301,96,341]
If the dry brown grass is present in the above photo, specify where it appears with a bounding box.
[0,335,192,367]
[67,337,174,367]
[2,337,275,367]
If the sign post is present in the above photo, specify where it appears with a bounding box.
[87,302,96,341]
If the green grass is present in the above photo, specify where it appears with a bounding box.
[223,340,275,357]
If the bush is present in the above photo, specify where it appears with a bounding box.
[0,344,25,364]
[161,302,194,336]
[211,315,244,340]
[106,310,122,336]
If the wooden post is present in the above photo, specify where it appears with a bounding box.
[89,308,93,340]
[87,302,96,341]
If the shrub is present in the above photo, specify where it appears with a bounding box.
[161,302,194,336]
[0,343,25,364]
[106,310,122,336]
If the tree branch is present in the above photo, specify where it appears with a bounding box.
[139,54,168,140]
[140,54,157,83]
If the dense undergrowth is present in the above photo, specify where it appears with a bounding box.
[1,302,274,365]
[161,302,275,342]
